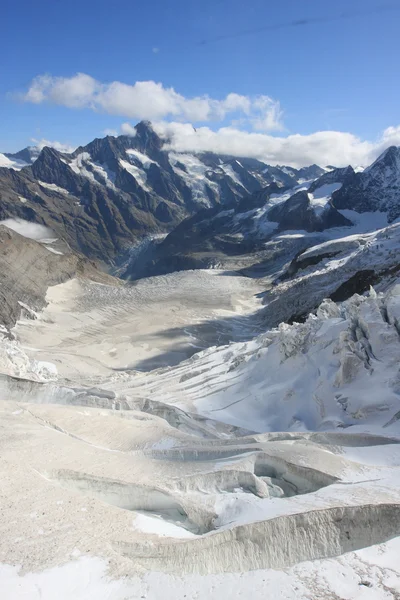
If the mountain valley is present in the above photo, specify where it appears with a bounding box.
[1,124,400,599]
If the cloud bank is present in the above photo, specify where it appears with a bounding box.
[21,73,283,132]
[140,122,400,168]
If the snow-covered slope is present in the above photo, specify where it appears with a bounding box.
[1,272,400,595]
[121,284,400,433]
[3,540,400,600]
[262,221,400,326]
[1,146,40,169]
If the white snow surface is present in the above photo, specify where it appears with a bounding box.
[218,162,246,189]
[0,334,57,381]
[269,180,314,206]
[124,285,400,434]
[1,269,400,597]
[38,181,71,195]
[119,159,149,191]
[125,148,157,169]
[337,209,390,233]
[2,538,400,600]
[169,153,219,207]
[69,153,116,188]
[45,246,64,255]
[308,182,342,214]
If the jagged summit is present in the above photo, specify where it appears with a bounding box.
[4,145,40,165]
[332,145,400,221]
[365,145,400,173]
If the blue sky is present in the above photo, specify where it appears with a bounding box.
[2,0,400,166]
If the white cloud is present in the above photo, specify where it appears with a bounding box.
[0,218,54,240]
[152,47,159,54]
[120,122,137,136]
[377,125,400,151]
[103,128,118,137]
[31,138,76,153]
[250,97,284,131]
[24,73,99,109]
[21,73,283,131]
[23,75,52,104]
[150,121,400,168]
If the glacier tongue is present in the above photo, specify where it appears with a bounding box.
[1,238,400,593]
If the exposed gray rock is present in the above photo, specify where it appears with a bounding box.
[268,190,351,232]
[332,146,400,221]
[0,225,117,329]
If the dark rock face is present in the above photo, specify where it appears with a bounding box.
[307,166,355,194]
[330,270,377,302]
[0,163,147,265]
[30,147,82,193]
[297,164,326,180]
[5,146,40,165]
[268,191,351,232]
[332,147,400,221]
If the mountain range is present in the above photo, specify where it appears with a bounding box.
[118,145,400,287]
[2,122,400,284]
[0,121,328,264]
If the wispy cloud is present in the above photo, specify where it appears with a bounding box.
[20,73,284,132]
[120,123,137,136]
[103,128,118,136]
[31,138,75,153]
[0,218,54,240]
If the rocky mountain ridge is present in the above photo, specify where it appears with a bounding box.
[120,146,400,281]
[0,121,325,264]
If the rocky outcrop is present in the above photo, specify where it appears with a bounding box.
[332,146,400,221]
[307,165,355,193]
[4,145,40,165]
[0,225,117,329]
[268,190,351,232]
